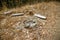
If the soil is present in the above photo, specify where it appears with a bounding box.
[0,1,60,40]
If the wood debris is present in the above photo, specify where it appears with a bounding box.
[11,13,24,17]
[4,10,13,14]
[34,14,47,20]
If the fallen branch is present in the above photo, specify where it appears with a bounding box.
[34,14,47,20]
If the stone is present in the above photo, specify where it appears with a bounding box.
[24,19,37,28]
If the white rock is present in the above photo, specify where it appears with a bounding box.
[24,20,37,28]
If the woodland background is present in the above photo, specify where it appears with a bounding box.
[0,0,60,10]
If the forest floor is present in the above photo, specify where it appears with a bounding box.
[0,1,60,40]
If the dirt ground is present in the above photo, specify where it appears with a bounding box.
[0,1,60,40]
